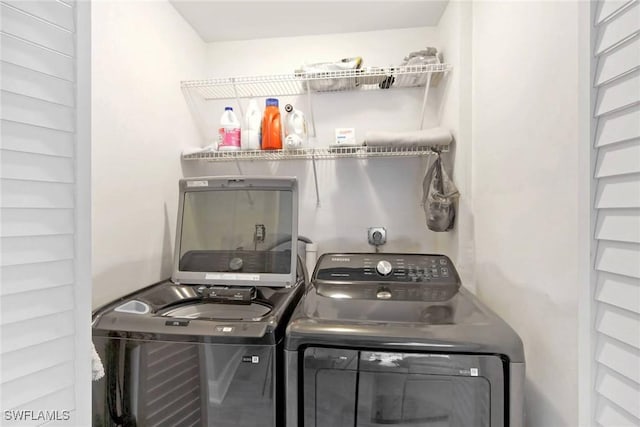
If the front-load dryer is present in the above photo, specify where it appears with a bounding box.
[92,176,306,427]
[285,253,525,427]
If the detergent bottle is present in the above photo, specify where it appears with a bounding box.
[283,104,308,150]
[261,98,282,150]
[241,98,261,150]
[217,107,241,151]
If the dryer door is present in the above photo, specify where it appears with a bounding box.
[303,348,505,427]
[357,352,504,427]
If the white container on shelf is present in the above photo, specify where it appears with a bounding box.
[242,99,261,151]
[283,104,308,150]
[217,107,241,151]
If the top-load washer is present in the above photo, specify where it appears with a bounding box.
[285,253,525,427]
[92,176,306,427]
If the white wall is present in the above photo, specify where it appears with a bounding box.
[92,1,206,309]
[434,0,475,290]
[184,26,462,261]
[471,2,581,426]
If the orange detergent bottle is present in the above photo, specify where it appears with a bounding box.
[261,98,282,150]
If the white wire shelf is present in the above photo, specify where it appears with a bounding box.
[181,64,452,100]
[182,145,449,162]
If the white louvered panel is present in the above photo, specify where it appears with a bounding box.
[0,0,85,421]
[597,337,640,384]
[13,386,74,414]
[596,396,640,426]
[2,60,75,106]
[0,361,74,411]
[596,271,640,313]
[0,310,74,353]
[596,0,636,24]
[596,304,640,349]
[0,234,74,267]
[1,335,74,383]
[595,241,640,278]
[1,150,74,183]
[0,3,74,56]
[596,368,640,419]
[595,71,640,116]
[593,1,640,424]
[0,34,74,81]
[595,174,640,208]
[595,36,640,86]
[596,104,640,147]
[596,140,640,177]
[1,208,74,237]
[0,259,74,296]
[1,91,74,132]
[0,285,74,325]
[0,179,74,208]
[595,209,640,243]
[1,120,73,157]
[595,1,640,55]
[3,0,75,31]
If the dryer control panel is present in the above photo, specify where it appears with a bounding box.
[313,253,461,301]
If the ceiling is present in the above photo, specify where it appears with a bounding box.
[170,1,449,42]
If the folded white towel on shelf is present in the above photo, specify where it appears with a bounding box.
[364,127,452,147]
[92,341,104,381]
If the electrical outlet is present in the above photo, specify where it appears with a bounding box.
[368,227,386,246]
[254,224,266,243]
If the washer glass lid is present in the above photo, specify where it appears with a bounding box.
[173,177,299,287]
[180,188,293,274]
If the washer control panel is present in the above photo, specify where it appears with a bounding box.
[314,253,460,301]
[315,253,458,284]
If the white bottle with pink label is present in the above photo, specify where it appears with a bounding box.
[217,107,241,151]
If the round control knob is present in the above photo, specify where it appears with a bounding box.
[229,257,244,271]
[376,260,393,276]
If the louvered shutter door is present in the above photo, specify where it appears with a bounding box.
[1,0,89,423]
[592,0,640,425]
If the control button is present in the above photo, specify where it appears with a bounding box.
[165,320,189,327]
[376,290,392,299]
[376,260,393,276]
[440,258,448,265]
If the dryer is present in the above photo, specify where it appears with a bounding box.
[92,176,306,427]
[285,253,524,427]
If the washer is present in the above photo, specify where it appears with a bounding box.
[92,177,306,427]
[285,253,525,427]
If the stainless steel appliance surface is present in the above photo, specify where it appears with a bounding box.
[92,177,307,427]
[285,253,525,427]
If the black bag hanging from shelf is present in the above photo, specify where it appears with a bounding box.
[422,151,459,232]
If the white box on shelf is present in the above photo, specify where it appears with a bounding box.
[334,128,359,147]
